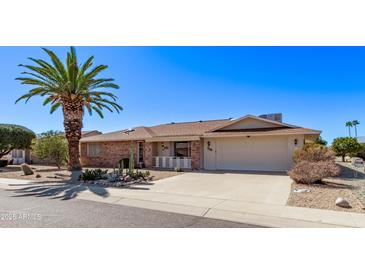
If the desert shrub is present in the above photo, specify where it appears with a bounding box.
[79,169,108,181]
[288,160,340,184]
[293,144,336,163]
[0,159,8,167]
[288,144,340,184]
[355,144,365,160]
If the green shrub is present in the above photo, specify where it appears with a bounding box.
[79,169,108,181]
[0,159,8,167]
[128,170,150,180]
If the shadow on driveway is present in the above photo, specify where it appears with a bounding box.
[7,180,109,200]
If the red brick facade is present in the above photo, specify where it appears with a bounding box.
[80,139,202,169]
[144,142,153,168]
[80,141,140,168]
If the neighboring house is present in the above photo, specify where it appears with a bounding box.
[3,149,31,164]
[80,113,320,172]
[81,130,102,138]
[6,130,102,165]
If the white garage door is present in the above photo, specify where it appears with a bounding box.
[214,136,290,171]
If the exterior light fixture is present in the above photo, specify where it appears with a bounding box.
[294,139,298,145]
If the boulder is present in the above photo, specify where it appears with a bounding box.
[21,163,34,175]
[124,175,132,182]
[35,174,41,178]
[335,197,350,208]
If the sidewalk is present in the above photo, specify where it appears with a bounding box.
[75,187,364,227]
[1,177,364,227]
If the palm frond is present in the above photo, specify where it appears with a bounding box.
[42,48,68,81]
[16,47,122,118]
[50,102,62,113]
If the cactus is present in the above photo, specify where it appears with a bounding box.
[118,159,124,175]
[129,145,135,175]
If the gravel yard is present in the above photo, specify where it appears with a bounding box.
[0,164,182,183]
[287,162,365,213]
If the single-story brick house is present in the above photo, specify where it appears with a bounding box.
[80,113,320,172]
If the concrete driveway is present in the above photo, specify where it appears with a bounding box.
[146,171,292,205]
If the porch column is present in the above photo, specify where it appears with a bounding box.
[144,142,153,168]
[191,140,201,169]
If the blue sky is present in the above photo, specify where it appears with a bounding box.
[0,46,364,143]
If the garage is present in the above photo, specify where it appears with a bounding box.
[204,135,292,172]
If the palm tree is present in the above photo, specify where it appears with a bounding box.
[352,120,360,138]
[345,121,353,137]
[16,47,122,171]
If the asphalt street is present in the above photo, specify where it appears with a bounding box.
[0,188,263,228]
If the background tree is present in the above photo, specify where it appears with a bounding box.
[314,136,327,146]
[331,137,362,161]
[0,124,35,158]
[16,47,122,171]
[345,121,353,137]
[32,131,68,169]
[352,120,360,138]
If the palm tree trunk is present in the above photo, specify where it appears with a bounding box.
[349,127,351,137]
[62,101,83,171]
[355,126,358,138]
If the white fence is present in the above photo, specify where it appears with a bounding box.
[153,156,192,169]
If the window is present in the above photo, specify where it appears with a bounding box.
[174,142,191,158]
[11,150,23,158]
[87,143,101,157]
[138,142,144,163]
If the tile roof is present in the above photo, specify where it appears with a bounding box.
[204,127,321,137]
[80,127,153,142]
[80,116,321,142]
[80,119,231,142]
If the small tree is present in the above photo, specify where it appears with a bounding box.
[32,131,68,169]
[0,124,35,158]
[331,137,362,162]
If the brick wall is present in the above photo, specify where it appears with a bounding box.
[144,142,153,168]
[80,141,139,168]
[191,140,201,169]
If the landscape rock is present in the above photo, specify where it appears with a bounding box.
[21,163,34,175]
[35,174,41,178]
[335,197,351,208]
[294,188,311,193]
[124,175,132,182]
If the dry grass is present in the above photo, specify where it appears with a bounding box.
[0,164,183,182]
[287,178,365,213]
